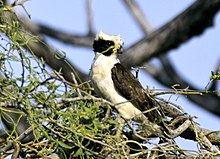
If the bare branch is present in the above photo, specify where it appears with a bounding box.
[144,55,220,116]
[122,0,153,34]
[37,23,94,47]
[180,124,220,149]
[12,142,20,159]
[121,0,220,67]
[86,0,94,35]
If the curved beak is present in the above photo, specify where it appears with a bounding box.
[117,45,123,54]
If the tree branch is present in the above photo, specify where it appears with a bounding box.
[37,23,94,47]
[86,0,94,35]
[120,0,220,67]
[122,0,153,34]
[143,55,220,116]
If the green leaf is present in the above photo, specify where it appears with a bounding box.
[56,140,74,149]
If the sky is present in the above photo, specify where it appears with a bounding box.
[12,0,220,150]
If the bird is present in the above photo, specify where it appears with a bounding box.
[90,31,160,123]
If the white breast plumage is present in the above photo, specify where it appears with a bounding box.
[90,53,119,99]
[90,53,144,120]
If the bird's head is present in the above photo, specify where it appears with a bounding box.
[93,31,124,56]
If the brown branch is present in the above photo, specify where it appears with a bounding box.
[180,124,220,146]
[120,0,220,67]
[37,23,94,47]
[144,55,220,116]
[160,100,220,146]
[12,142,20,159]
[122,0,153,34]
[86,0,94,35]
[22,7,94,47]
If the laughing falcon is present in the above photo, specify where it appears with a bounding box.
[90,31,160,122]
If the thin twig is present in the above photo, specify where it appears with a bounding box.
[71,72,82,97]
[168,119,191,138]
[192,122,219,152]
[62,96,114,106]
[126,120,148,141]
[12,142,20,159]
[52,72,92,91]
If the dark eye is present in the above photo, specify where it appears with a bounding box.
[106,41,114,46]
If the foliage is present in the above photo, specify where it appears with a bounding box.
[0,6,123,158]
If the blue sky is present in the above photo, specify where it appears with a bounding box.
[18,0,220,150]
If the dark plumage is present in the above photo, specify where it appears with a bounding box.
[111,63,160,122]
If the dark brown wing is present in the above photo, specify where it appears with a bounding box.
[111,63,160,122]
